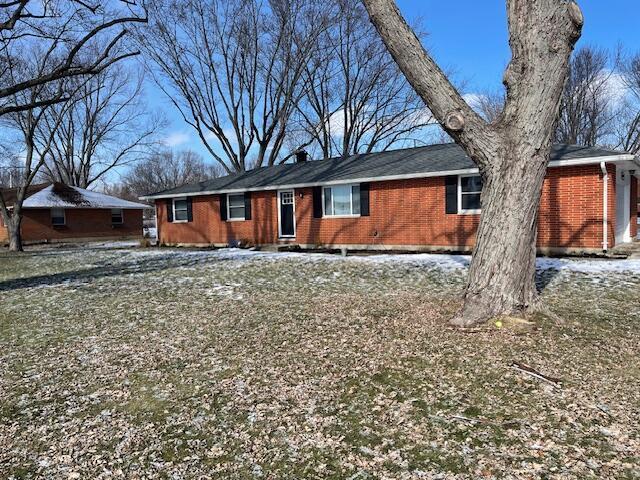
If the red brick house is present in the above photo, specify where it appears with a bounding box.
[1,183,147,245]
[141,143,639,254]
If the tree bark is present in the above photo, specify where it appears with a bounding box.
[451,150,548,326]
[362,0,583,326]
[7,216,23,252]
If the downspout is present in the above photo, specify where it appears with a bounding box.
[600,162,608,251]
[154,202,159,245]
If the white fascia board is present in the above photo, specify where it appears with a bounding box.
[139,154,637,200]
[21,205,150,210]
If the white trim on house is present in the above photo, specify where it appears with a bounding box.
[457,174,483,215]
[226,193,246,221]
[139,154,638,201]
[600,162,609,251]
[322,184,361,218]
[615,168,632,244]
[277,189,296,238]
[172,197,189,223]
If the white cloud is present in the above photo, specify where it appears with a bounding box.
[162,131,191,147]
[462,93,486,110]
[601,70,629,107]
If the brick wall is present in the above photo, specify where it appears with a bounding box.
[157,191,278,246]
[0,214,6,243]
[538,164,614,250]
[157,164,617,251]
[17,208,143,242]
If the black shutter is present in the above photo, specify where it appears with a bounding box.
[186,197,193,222]
[360,183,370,216]
[445,176,458,214]
[244,192,252,220]
[219,194,227,221]
[166,199,173,222]
[312,186,323,218]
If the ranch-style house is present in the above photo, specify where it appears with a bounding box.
[141,143,639,254]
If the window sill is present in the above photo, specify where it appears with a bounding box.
[172,220,189,224]
[226,218,246,222]
[457,210,481,215]
[323,214,361,219]
[52,224,67,229]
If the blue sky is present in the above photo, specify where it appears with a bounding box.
[396,0,640,93]
[152,1,640,157]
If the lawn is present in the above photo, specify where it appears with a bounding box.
[0,245,639,479]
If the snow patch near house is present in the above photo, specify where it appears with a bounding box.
[137,248,640,274]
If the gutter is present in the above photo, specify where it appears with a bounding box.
[600,162,608,251]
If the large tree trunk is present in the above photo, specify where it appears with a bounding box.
[362,0,583,326]
[451,151,548,326]
[7,216,23,252]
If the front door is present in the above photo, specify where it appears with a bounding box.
[615,169,631,245]
[278,190,295,238]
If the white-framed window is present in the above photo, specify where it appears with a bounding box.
[51,207,66,226]
[323,184,360,217]
[281,191,294,205]
[173,198,189,222]
[227,193,245,220]
[458,175,482,214]
[111,208,123,224]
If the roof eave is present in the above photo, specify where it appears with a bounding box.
[21,204,151,210]
[139,154,637,201]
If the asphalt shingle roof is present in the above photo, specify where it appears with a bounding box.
[143,143,631,198]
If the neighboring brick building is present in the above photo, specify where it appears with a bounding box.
[1,183,147,245]
[141,143,639,254]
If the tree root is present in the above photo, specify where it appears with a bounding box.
[449,297,564,328]
[528,298,566,325]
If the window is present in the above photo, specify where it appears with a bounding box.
[173,198,188,222]
[227,193,245,220]
[323,184,360,216]
[51,207,65,226]
[281,191,294,205]
[459,175,483,213]
[111,208,123,224]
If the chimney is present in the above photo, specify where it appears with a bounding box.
[295,149,308,163]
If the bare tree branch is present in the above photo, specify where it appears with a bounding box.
[0,0,148,116]
[139,0,330,172]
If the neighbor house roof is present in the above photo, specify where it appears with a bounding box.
[140,143,637,200]
[0,183,50,207]
[3,183,149,209]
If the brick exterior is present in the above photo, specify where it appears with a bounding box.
[1,208,143,244]
[156,165,635,252]
[0,216,6,243]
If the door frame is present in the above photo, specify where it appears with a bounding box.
[615,168,631,245]
[277,189,296,238]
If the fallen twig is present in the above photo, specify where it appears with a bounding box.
[450,415,490,424]
[511,361,562,387]
[594,404,613,418]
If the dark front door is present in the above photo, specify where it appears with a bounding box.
[279,190,295,237]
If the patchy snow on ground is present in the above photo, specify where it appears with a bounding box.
[144,227,157,239]
[1,243,639,479]
[139,247,640,275]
